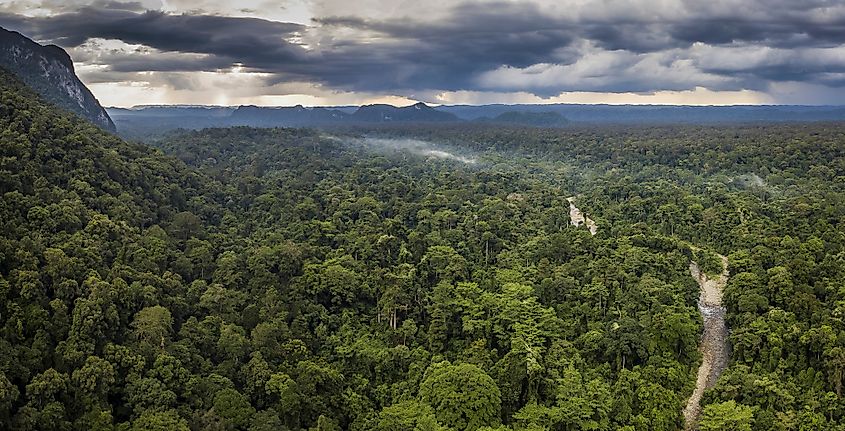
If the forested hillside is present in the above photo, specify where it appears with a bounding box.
[4,64,845,431]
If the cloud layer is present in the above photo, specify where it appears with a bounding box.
[2,0,845,105]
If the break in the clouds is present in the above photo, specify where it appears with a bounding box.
[2,0,845,106]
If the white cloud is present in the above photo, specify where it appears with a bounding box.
[476,44,736,93]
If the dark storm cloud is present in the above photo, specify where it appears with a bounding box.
[105,53,233,72]
[0,7,306,66]
[697,50,845,86]
[0,1,579,91]
[669,18,845,49]
[2,0,845,94]
[310,2,577,91]
[312,0,845,92]
[582,23,678,53]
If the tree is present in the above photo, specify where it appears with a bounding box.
[60,276,119,365]
[131,306,173,354]
[376,400,443,431]
[699,400,754,431]
[130,409,189,431]
[265,372,299,427]
[213,388,255,430]
[71,356,115,406]
[149,354,190,396]
[421,246,468,283]
[26,368,67,408]
[249,409,284,431]
[218,324,249,364]
[187,238,214,279]
[399,319,418,346]
[766,266,794,307]
[200,283,246,321]
[825,346,845,397]
[0,371,19,420]
[311,414,340,431]
[419,362,501,431]
[171,211,203,240]
[605,317,647,370]
[73,406,115,431]
[214,251,245,289]
[242,353,272,405]
[651,308,699,362]
[125,377,177,415]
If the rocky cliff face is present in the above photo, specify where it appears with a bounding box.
[0,27,115,131]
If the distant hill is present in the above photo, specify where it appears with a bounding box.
[479,111,569,127]
[0,27,115,131]
[439,103,845,124]
[230,105,349,126]
[108,102,460,138]
[350,102,458,122]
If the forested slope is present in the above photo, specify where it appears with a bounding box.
[4,64,845,431]
[359,124,845,430]
[0,69,707,430]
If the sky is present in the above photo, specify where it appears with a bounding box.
[2,0,845,107]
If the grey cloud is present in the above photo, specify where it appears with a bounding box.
[311,2,577,90]
[694,46,845,87]
[103,53,231,73]
[2,0,845,97]
[1,7,305,63]
[309,0,845,92]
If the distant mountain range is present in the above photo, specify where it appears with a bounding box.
[439,104,845,124]
[0,27,115,131]
[108,102,471,138]
[109,101,845,138]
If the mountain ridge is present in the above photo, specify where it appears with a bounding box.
[108,102,845,139]
[0,26,115,131]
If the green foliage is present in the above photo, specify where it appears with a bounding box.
[699,400,753,431]
[5,67,845,430]
[213,388,255,429]
[376,400,442,431]
[419,362,501,430]
[131,306,173,355]
[693,248,723,276]
[130,409,189,431]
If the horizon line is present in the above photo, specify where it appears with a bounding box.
[106,102,845,110]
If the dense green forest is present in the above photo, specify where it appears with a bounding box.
[3,66,845,431]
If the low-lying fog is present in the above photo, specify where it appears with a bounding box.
[327,136,478,165]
